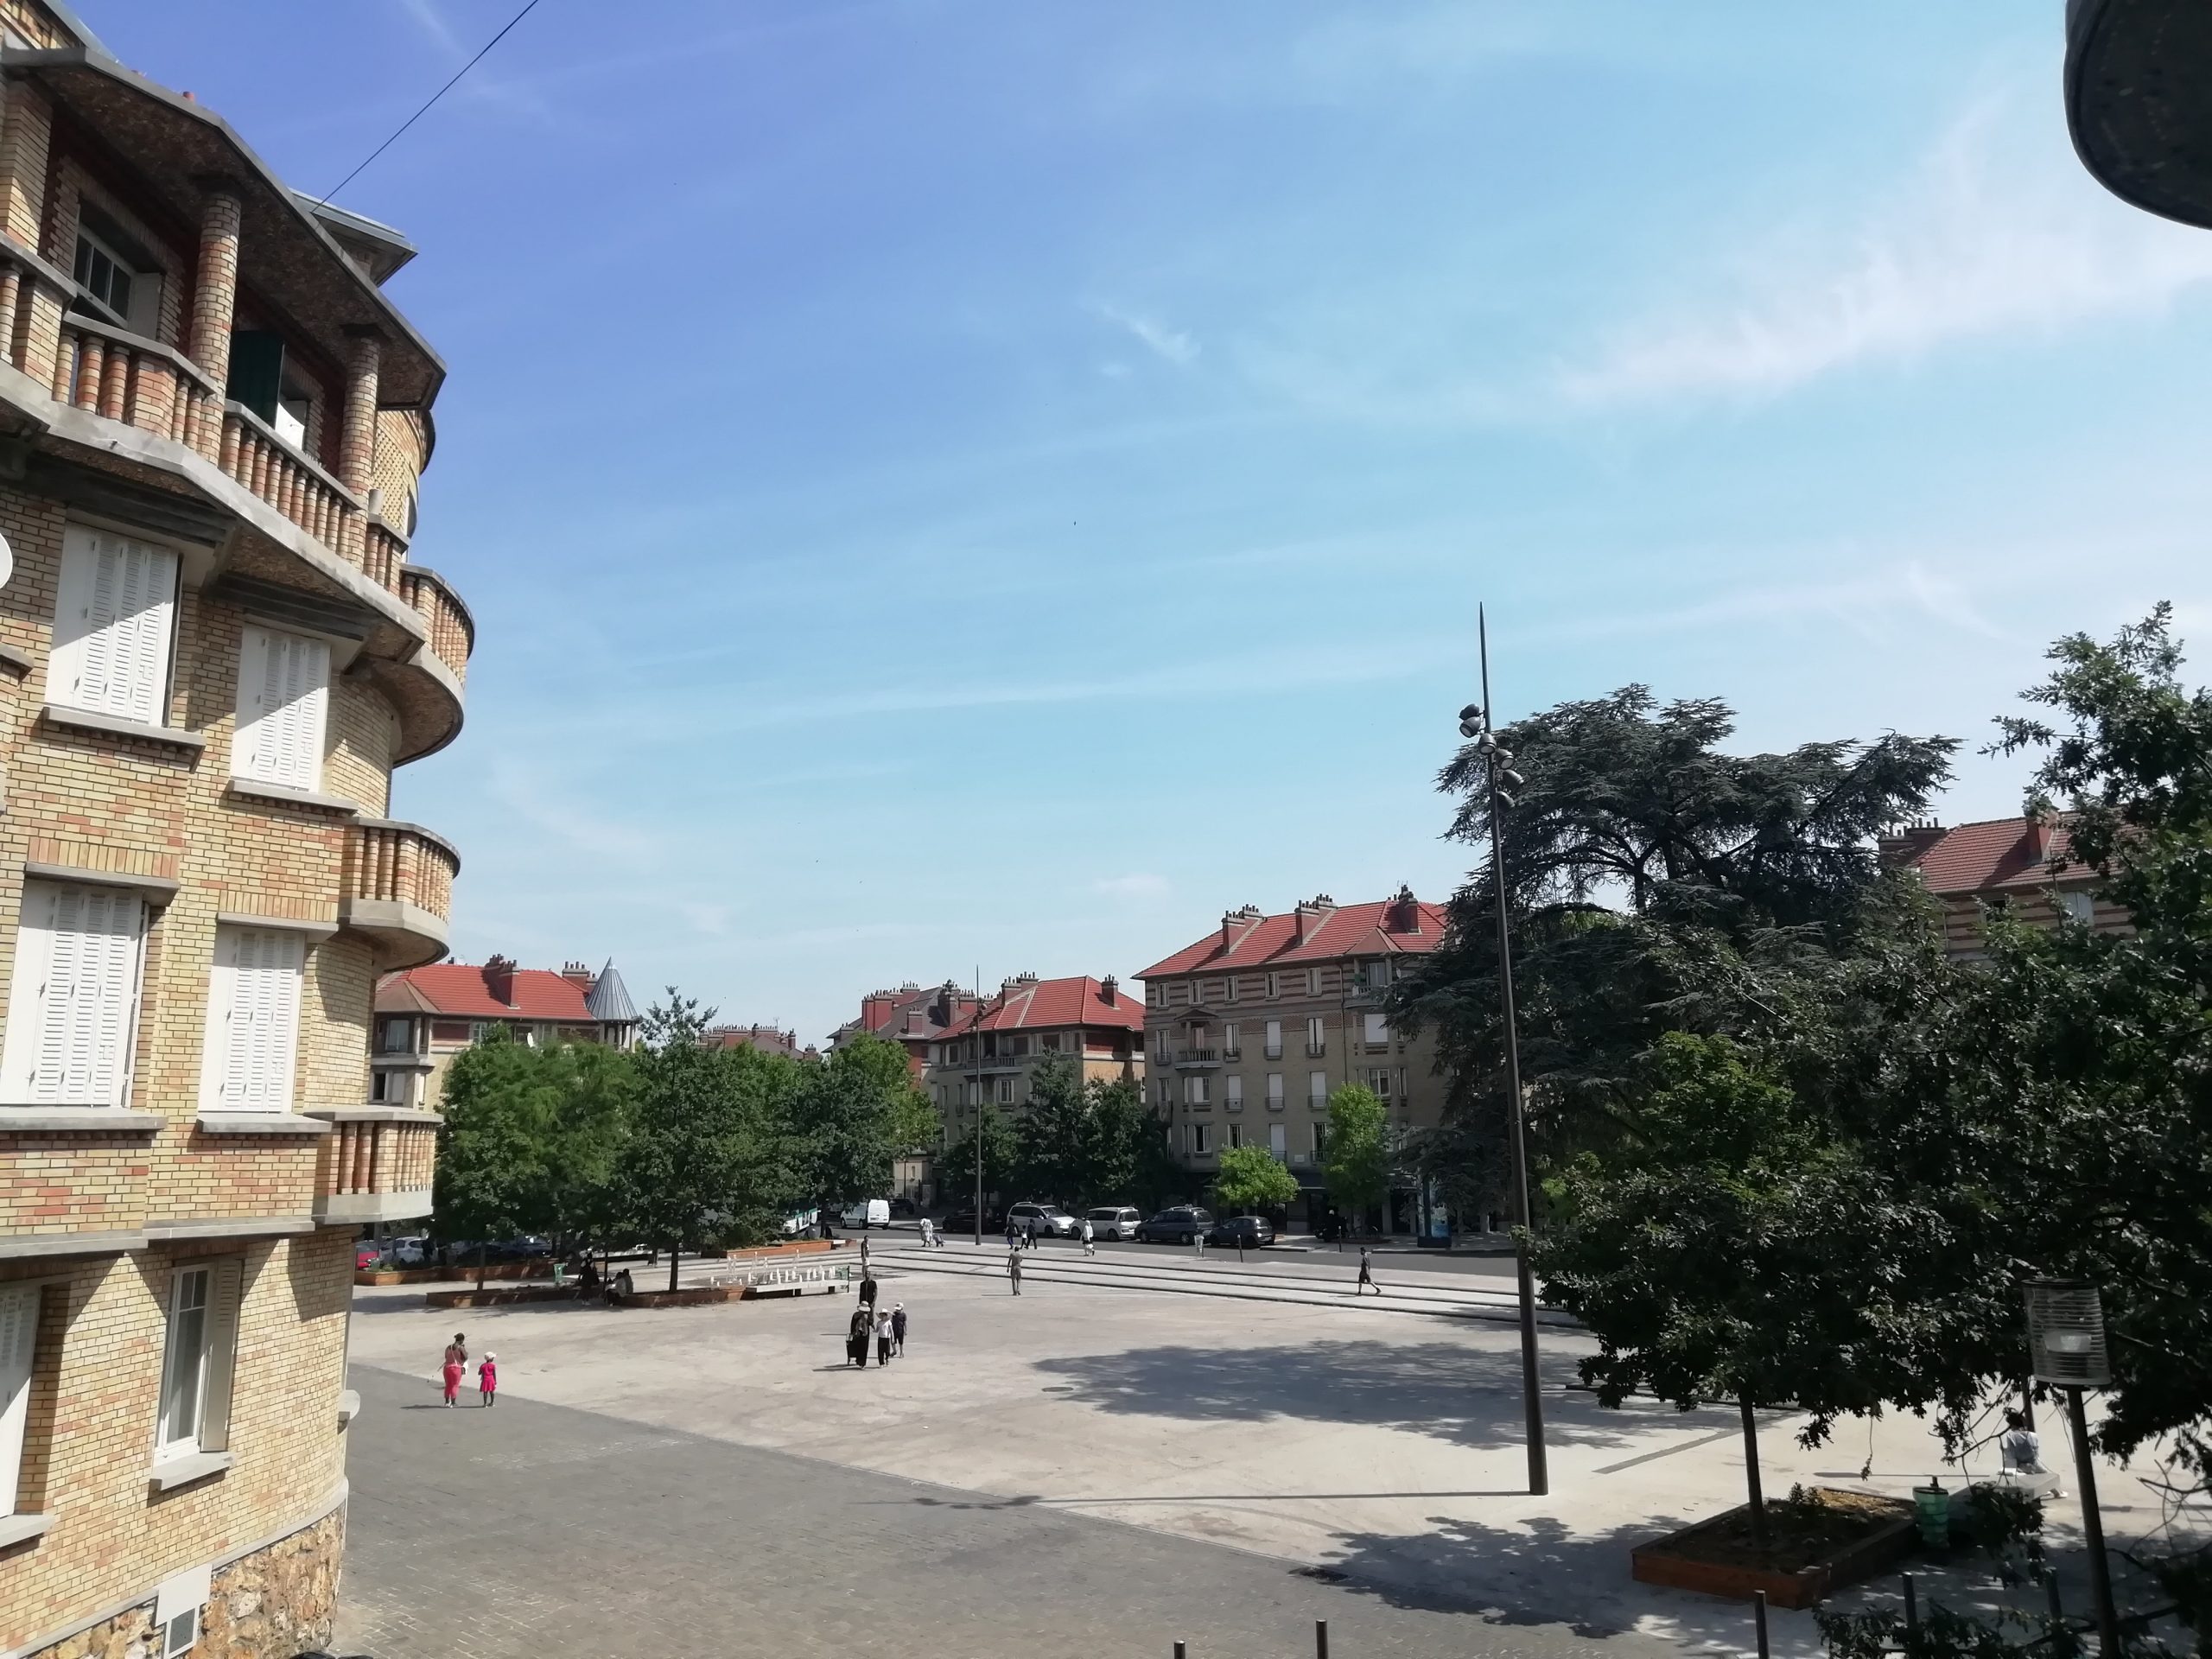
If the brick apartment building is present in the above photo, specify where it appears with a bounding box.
[1882,814,2127,959]
[1135,889,1446,1234]
[830,979,980,1078]
[0,8,474,1655]
[925,973,1145,1152]
[702,1022,810,1059]
[372,957,639,1111]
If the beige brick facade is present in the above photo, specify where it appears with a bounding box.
[0,5,470,1652]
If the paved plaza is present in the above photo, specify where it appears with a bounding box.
[337,1245,2189,1657]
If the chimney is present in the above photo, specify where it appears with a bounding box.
[1878,820,1946,869]
[861,988,895,1031]
[482,954,518,1007]
[1387,885,1421,933]
[2020,814,2054,865]
[559,959,596,992]
[1100,975,1118,1006]
[1293,894,1336,945]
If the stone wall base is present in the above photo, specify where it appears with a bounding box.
[22,1503,344,1659]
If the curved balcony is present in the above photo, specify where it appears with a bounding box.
[306,1108,441,1224]
[340,817,460,969]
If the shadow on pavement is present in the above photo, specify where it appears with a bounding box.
[1033,1338,1729,1453]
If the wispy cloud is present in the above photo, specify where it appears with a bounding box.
[1563,97,2212,406]
[1542,560,2009,646]
[394,0,462,54]
[1092,873,1170,899]
[1095,303,1199,365]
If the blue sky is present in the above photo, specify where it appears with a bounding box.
[96,3,2212,1042]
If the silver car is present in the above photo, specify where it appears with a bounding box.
[1007,1201,1078,1237]
[1085,1205,1141,1241]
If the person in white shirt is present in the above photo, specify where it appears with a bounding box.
[918,1216,935,1249]
[1080,1217,1096,1256]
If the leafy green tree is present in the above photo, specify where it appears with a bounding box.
[794,1033,918,1210]
[1323,1084,1392,1230]
[1390,687,1956,1197]
[1082,1076,1177,1209]
[432,1029,543,1282]
[934,1103,1018,1211]
[1214,1143,1299,1215]
[616,992,753,1293]
[1013,1055,1089,1201]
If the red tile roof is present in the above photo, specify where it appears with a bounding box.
[938,975,1144,1038]
[377,963,597,1022]
[1906,817,2092,897]
[1136,894,1446,979]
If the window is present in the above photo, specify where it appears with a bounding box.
[1266,971,1281,999]
[1367,1068,1395,1099]
[1,882,147,1108]
[1147,982,1162,1007]
[1313,1122,1328,1156]
[72,223,159,334]
[1226,1122,1244,1150]
[1224,1075,1243,1109]
[369,1069,410,1106]
[1263,1020,1282,1060]
[1368,959,1392,991]
[1188,1122,1211,1155]
[1224,976,1238,1004]
[2056,890,2094,925]
[0,1282,37,1519]
[1039,1033,1058,1053]
[1268,1122,1286,1156]
[1306,1014,1325,1056]
[376,1017,413,1054]
[1223,1022,1240,1058]
[995,1077,1014,1104]
[48,527,178,726]
[1185,1075,1209,1106]
[1306,966,1320,995]
[156,1260,240,1460]
[232,626,330,791]
[1265,1072,1284,1108]
[1309,1071,1328,1106]
[1364,1012,1389,1046]
[199,925,306,1112]
[1189,980,1205,1007]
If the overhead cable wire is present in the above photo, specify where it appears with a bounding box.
[322,0,546,203]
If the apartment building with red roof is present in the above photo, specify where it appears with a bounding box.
[704,1023,814,1059]
[1881,814,2127,959]
[1135,887,1449,1236]
[830,979,982,1078]
[925,972,1145,1125]
[373,955,639,1109]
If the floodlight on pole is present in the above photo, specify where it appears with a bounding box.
[2024,1278,2121,1659]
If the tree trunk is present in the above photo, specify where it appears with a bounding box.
[668,1241,681,1296]
[475,1242,487,1290]
[1741,1399,1767,1545]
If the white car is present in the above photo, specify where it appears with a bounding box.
[1085,1206,1141,1241]
[391,1236,428,1267]
[840,1198,890,1230]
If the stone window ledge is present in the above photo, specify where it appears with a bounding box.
[224,779,361,816]
[0,1108,162,1134]
[147,1450,232,1492]
[194,1111,331,1135]
[0,1511,54,1549]
[39,702,207,752]
[338,1389,362,1428]
[0,643,31,677]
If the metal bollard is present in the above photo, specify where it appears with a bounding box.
[1903,1573,1919,1632]
[1316,1618,1329,1659]
[1173,1644,1185,1659]
[1754,1590,1770,1659]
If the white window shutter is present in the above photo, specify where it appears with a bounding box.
[1364,1012,1389,1044]
[196,1259,243,1453]
[233,626,330,790]
[205,928,304,1111]
[50,530,175,724]
[0,884,57,1103]
[0,1282,38,1518]
[3,883,143,1107]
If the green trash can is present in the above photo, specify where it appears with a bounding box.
[1914,1478,1949,1549]
[553,1263,567,1287]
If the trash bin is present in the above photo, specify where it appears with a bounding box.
[1914,1478,1949,1549]
[552,1263,566,1287]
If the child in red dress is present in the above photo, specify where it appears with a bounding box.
[478,1352,498,1408]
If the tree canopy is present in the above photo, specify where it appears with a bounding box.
[1323,1084,1392,1224]
[1215,1143,1300,1215]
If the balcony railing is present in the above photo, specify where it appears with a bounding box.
[1306,1041,1326,1058]
[1173,1047,1221,1069]
[400,564,474,687]
[1263,1046,1283,1061]
[218,402,360,556]
[307,1108,440,1224]
[340,818,460,969]
[53,311,223,453]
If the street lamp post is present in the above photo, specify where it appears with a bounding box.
[1457,603,1548,1497]
[973,967,984,1249]
[2025,1278,2121,1659]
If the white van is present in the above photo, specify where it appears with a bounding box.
[840,1198,890,1230]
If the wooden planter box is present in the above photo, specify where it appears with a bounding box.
[719,1239,839,1261]
[357,1262,554,1287]
[1631,1491,1916,1610]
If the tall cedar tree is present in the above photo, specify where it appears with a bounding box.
[1390,686,1955,1206]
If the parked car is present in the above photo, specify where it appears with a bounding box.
[939,1210,1007,1236]
[779,1208,820,1237]
[1134,1205,1214,1244]
[391,1235,428,1267]
[841,1198,891,1230]
[888,1196,919,1219]
[1086,1205,1142,1241]
[1205,1215,1276,1249]
[1007,1201,1077,1237]
[354,1243,383,1270]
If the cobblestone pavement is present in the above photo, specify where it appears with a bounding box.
[334,1363,1685,1659]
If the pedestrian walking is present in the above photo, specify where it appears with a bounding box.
[1024,1218,1038,1251]
[1005,1216,1020,1250]
[441,1332,467,1407]
[847,1303,872,1367]
[860,1272,880,1312]
[1007,1246,1023,1295]
[1080,1217,1096,1256]
[1193,1226,1207,1258]
[918,1217,934,1249]
[1356,1245,1380,1295]
[875,1306,894,1365]
[860,1235,872,1274]
[478,1352,499,1408]
[891,1303,907,1355]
